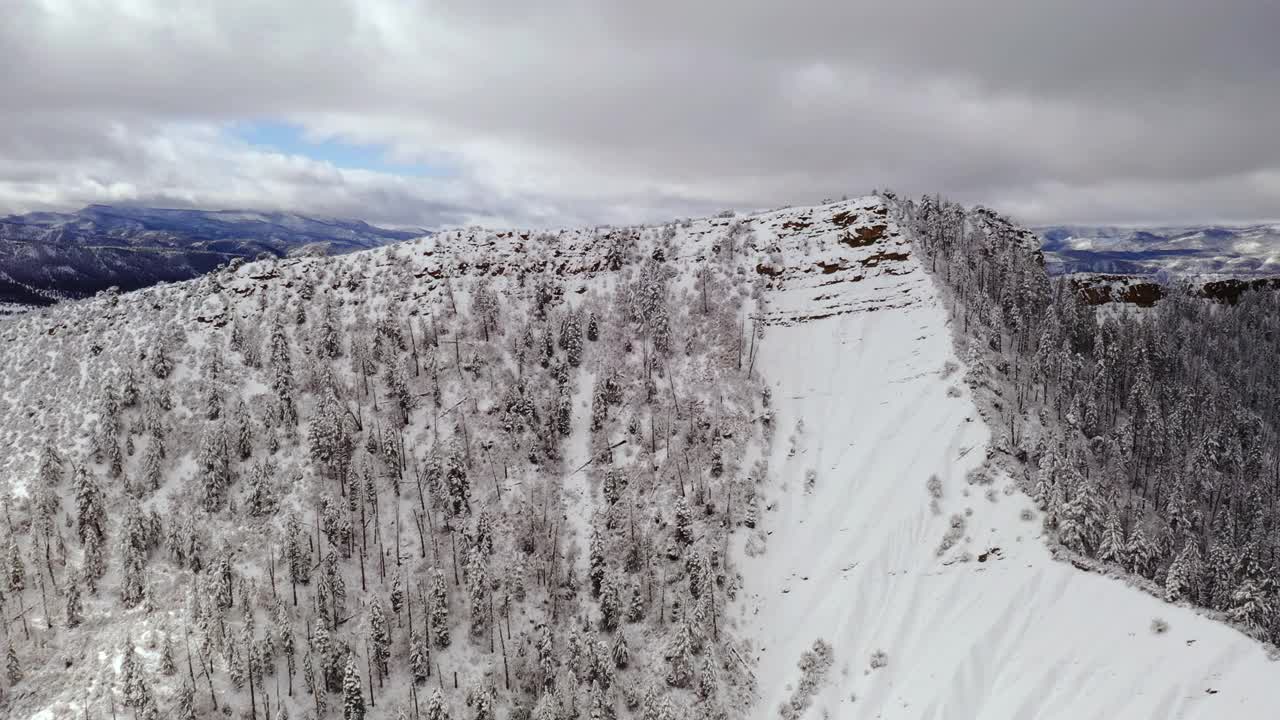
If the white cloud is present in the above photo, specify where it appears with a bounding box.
[2,0,1278,227]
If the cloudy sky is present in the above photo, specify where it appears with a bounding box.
[4,1,1278,229]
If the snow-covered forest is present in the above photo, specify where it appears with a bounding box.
[0,208,783,719]
[1,193,1279,720]
[905,196,1280,643]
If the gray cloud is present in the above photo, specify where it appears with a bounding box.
[2,0,1278,227]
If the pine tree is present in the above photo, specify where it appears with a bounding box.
[425,688,452,720]
[697,654,718,700]
[588,679,608,720]
[1165,541,1200,603]
[175,682,197,720]
[309,390,354,481]
[5,645,20,685]
[1096,505,1126,564]
[121,638,145,706]
[233,400,254,460]
[410,631,430,685]
[589,527,607,598]
[600,572,623,631]
[268,315,297,426]
[663,624,694,688]
[673,496,693,546]
[626,582,645,623]
[561,312,584,367]
[83,525,108,589]
[390,570,405,615]
[1126,524,1157,578]
[160,635,177,675]
[245,459,277,516]
[369,600,391,677]
[590,378,609,432]
[197,423,232,512]
[602,468,628,505]
[429,569,451,648]
[141,438,163,492]
[1228,578,1275,631]
[611,631,630,669]
[465,547,490,638]
[552,386,572,437]
[75,466,106,545]
[150,340,173,379]
[473,282,500,342]
[6,539,24,595]
[466,679,498,720]
[342,654,366,720]
[65,574,84,628]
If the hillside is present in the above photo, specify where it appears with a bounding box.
[0,205,423,307]
[0,196,1277,720]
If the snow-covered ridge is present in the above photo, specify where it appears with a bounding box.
[735,199,1280,719]
[0,194,906,720]
[3,194,1278,720]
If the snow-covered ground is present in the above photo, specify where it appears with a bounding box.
[3,194,1278,719]
[737,215,1280,719]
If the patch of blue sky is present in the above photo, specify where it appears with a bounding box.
[233,121,450,178]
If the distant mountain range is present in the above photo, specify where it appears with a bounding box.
[1039,224,1280,276]
[0,205,425,307]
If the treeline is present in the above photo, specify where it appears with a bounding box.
[900,194,1280,643]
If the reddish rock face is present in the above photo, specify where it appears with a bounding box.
[1071,274,1280,307]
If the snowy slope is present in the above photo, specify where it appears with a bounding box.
[736,209,1280,719]
[2,195,1278,720]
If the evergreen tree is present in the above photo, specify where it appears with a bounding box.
[6,539,25,595]
[121,638,145,707]
[245,459,277,516]
[697,655,718,700]
[197,423,232,512]
[74,466,106,545]
[159,635,177,676]
[465,547,490,638]
[1165,541,1201,603]
[1096,505,1126,564]
[410,631,430,685]
[663,624,694,688]
[5,645,20,685]
[673,496,693,546]
[342,654,366,720]
[65,574,84,628]
[600,572,623,631]
[369,600,391,677]
[1228,579,1275,631]
[626,582,645,623]
[1126,524,1158,579]
[611,631,630,669]
[589,527,607,598]
[141,439,164,492]
[561,312,584,367]
[233,400,254,460]
[429,569,451,648]
[425,688,452,720]
[175,682,197,720]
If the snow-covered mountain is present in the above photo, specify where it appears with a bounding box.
[0,204,424,307]
[0,196,1277,720]
[1039,224,1280,276]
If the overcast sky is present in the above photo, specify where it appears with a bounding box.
[3,1,1278,229]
